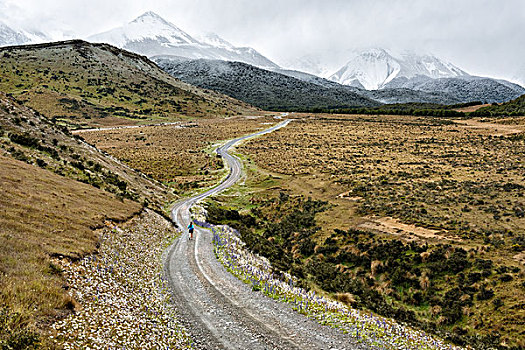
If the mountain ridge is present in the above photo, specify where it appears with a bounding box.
[155,57,380,110]
[329,48,469,90]
[88,12,279,69]
[0,40,257,128]
[272,67,462,104]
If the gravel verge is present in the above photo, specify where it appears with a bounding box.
[51,209,192,349]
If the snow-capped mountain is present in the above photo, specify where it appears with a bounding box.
[0,22,48,47]
[88,11,278,69]
[329,48,468,90]
[197,33,235,49]
[89,11,199,47]
[0,22,31,46]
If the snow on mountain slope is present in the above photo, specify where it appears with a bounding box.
[89,11,199,47]
[0,22,48,46]
[272,67,462,104]
[88,12,279,69]
[386,76,525,103]
[0,22,31,46]
[329,48,468,90]
[330,48,401,90]
[155,57,379,110]
[399,52,467,79]
[197,33,235,49]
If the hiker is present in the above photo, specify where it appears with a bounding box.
[188,221,194,240]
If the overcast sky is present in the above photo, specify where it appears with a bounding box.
[1,0,524,82]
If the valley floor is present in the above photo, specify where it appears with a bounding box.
[3,110,523,350]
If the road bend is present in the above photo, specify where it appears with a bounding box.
[163,120,367,350]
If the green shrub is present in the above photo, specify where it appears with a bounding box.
[0,307,40,350]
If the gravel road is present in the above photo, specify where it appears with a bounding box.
[163,120,370,350]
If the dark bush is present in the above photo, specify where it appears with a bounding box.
[70,161,85,170]
[446,249,470,274]
[477,284,494,300]
[8,132,39,148]
[475,258,493,270]
[499,274,513,282]
[36,159,47,168]
[467,272,481,284]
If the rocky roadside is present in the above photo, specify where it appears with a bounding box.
[206,219,468,350]
[51,209,192,349]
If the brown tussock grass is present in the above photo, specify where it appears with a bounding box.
[81,117,279,193]
[335,292,356,305]
[0,155,141,345]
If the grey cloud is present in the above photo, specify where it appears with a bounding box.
[2,0,524,82]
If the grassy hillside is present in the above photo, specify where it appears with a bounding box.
[0,40,257,129]
[0,92,175,212]
[0,154,142,349]
[0,88,182,348]
[156,58,380,111]
[472,94,525,116]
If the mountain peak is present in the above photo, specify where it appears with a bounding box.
[88,12,279,69]
[132,11,168,24]
[329,48,469,90]
[198,33,234,49]
[361,47,390,57]
[89,10,199,47]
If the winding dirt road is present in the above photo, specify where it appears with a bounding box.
[163,120,367,350]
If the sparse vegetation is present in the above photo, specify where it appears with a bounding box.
[0,92,174,212]
[206,114,525,349]
[81,116,279,195]
[0,40,257,129]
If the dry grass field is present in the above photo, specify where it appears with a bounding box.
[81,116,280,195]
[0,155,141,348]
[241,115,525,239]
[453,104,491,113]
[221,114,525,348]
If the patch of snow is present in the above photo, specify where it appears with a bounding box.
[197,33,235,50]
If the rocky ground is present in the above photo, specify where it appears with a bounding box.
[51,209,192,349]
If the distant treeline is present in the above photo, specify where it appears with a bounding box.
[292,97,525,117]
[470,94,525,117]
[293,102,470,118]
